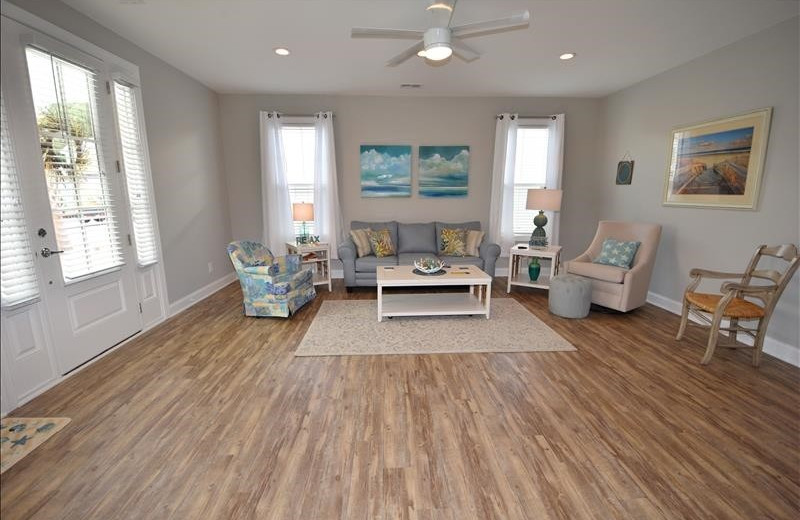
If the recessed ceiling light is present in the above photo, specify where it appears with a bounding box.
[274,47,290,56]
[559,52,576,61]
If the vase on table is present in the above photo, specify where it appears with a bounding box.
[528,258,541,281]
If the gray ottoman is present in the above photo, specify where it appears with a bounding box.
[549,274,592,318]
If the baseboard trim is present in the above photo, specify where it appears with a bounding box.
[646,291,799,367]
[168,273,237,317]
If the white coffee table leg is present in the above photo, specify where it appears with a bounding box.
[485,282,492,319]
[377,284,383,322]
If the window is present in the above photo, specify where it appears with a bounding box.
[512,127,549,236]
[25,47,123,280]
[113,81,158,266]
[1,91,40,307]
[281,124,316,236]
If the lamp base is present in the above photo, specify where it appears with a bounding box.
[528,211,549,248]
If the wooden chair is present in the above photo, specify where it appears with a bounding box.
[676,244,799,366]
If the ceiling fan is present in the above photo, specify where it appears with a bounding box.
[351,0,531,67]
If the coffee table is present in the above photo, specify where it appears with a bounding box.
[376,265,492,322]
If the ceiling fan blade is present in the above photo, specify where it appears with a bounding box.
[450,11,530,38]
[451,38,480,62]
[386,41,425,67]
[351,28,425,40]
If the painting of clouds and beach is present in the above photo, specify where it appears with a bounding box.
[419,146,469,198]
[360,145,411,197]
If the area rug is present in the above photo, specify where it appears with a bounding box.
[0,417,71,473]
[295,299,576,356]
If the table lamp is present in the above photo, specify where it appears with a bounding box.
[525,188,562,248]
[292,202,314,243]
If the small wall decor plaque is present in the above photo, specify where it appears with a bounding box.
[616,160,634,185]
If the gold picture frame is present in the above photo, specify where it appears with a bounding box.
[663,108,772,209]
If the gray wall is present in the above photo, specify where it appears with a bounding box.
[9,0,234,304]
[219,94,603,262]
[599,17,799,348]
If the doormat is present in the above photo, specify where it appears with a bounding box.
[0,417,71,474]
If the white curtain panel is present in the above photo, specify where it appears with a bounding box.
[313,111,345,258]
[488,113,519,252]
[259,111,294,253]
[545,113,565,245]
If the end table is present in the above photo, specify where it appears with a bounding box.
[286,242,332,292]
[507,244,562,293]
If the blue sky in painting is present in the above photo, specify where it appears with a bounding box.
[678,126,753,155]
[360,145,411,186]
[419,146,469,187]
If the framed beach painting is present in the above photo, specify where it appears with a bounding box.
[418,145,469,198]
[663,108,772,209]
[360,145,412,197]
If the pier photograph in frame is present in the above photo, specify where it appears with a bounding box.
[663,108,772,209]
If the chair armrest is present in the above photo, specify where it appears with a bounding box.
[721,282,777,294]
[273,254,302,273]
[689,269,745,279]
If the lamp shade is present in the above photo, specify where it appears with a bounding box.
[526,189,563,212]
[292,202,314,221]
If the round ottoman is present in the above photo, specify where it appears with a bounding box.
[549,274,592,318]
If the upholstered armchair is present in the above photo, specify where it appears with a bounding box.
[564,221,662,312]
[227,241,316,317]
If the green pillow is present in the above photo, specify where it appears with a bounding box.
[593,238,640,268]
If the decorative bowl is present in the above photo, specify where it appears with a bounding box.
[414,257,445,274]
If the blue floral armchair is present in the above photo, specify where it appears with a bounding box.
[227,241,316,317]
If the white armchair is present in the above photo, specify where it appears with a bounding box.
[564,221,662,312]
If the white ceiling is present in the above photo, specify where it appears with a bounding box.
[62,0,798,97]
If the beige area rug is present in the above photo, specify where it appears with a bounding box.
[295,299,577,356]
[0,417,71,473]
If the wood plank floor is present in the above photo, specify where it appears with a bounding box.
[1,280,798,519]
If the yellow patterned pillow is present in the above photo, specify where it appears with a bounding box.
[349,228,372,257]
[440,228,467,256]
[368,228,396,258]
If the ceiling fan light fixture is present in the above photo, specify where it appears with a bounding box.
[423,27,452,61]
[417,49,427,58]
[424,44,452,61]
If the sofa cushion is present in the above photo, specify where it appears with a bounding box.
[352,221,398,251]
[567,261,627,284]
[435,221,481,252]
[397,222,437,254]
[355,255,398,272]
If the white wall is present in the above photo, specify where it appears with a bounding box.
[600,17,799,355]
[8,0,234,304]
[219,94,603,262]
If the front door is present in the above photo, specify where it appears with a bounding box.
[2,19,142,374]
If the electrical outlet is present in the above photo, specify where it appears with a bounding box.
[207,262,214,274]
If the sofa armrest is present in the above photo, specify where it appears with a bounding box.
[338,238,357,286]
[479,241,501,277]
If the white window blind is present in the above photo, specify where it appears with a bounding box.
[281,125,316,236]
[26,47,123,280]
[1,91,40,307]
[512,127,549,236]
[113,81,157,266]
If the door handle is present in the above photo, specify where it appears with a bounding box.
[40,247,64,258]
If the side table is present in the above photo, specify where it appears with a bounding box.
[286,242,332,292]
[506,244,562,293]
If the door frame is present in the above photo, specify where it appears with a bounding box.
[0,2,169,413]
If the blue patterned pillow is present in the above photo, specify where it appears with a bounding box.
[593,238,640,268]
